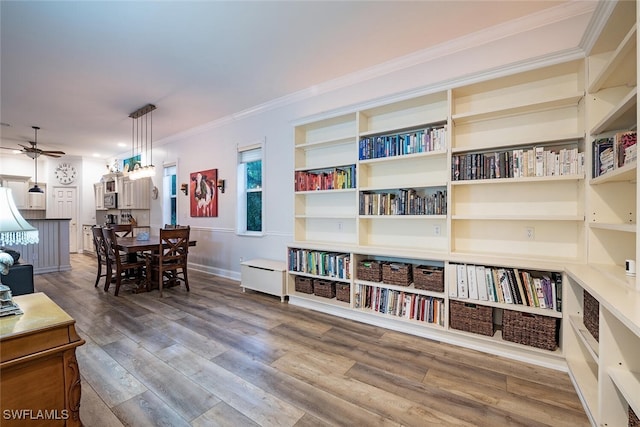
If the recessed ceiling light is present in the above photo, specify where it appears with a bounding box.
[92,153,101,157]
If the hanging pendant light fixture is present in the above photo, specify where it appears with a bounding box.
[28,126,44,193]
[128,104,156,180]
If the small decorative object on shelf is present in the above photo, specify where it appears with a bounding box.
[0,284,22,317]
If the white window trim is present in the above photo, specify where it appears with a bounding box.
[236,140,265,237]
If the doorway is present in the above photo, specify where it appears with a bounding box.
[52,186,78,253]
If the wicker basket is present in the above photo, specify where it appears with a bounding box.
[294,276,314,294]
[382,262,412,286]
[314,279,336,299]
[357,260,382,282]
[336,283,350,303]
[413,265,444,292]
[502,309,559,351]
[630,406,640,427]
[583,290,599,342]
[449,300,494,336]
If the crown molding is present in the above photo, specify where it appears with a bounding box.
[158,1,596,145]
[579,0,619,55]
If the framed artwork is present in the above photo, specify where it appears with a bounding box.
[190,168,218,217]
[123,154,141,173]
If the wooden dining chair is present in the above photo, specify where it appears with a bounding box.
[91,226,110,289]
[111,223,133,237]
[148,226,190,297]
[102,227,150,296]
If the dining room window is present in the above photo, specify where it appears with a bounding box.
[237,143,263,235]
[163,165,177,226]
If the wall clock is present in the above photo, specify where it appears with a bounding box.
[55,162,77,185]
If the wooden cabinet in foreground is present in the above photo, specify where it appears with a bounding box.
[0,293,85,426]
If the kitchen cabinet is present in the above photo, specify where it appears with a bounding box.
[0,175,29,209]
[120,177,151,209]
[94,183,105,210]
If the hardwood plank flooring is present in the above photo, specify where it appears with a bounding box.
[30,254,589,426]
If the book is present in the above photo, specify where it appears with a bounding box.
[505,269,522,305]
[456,264,468,298]
[467,264,479,300]
[513,269,529,306]
[485,267,496,302]
[497,269,513,304]
[447,263,458,298]
[475,266,488,301]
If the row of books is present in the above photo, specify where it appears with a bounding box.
[294,164,356,192]
[354,284,445,325]
[359,188,446,216]
[359,126,447,160]
[452,146,584,181]
[592,131,637,178]
[449,263,561,311]
[288,248,351,279]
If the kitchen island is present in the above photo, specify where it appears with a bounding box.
[4,218,71,274]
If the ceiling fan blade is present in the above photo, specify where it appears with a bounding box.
[0,146,19,150]
[41,150,66,155]
[43,153,63,158]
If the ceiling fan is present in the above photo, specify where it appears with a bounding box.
[0,126,66,158]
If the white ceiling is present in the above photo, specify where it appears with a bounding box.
[1,1,589,159]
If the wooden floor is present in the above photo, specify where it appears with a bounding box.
[33,254,589,427]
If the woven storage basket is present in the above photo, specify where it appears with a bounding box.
[294,276,314,294]
[630,406,640,427]
[336,283,350,303]
[382,262,412,286]
[502,309,559,351]
[314,279,336,299]
[583,290,599,342]
[357,260,382,282]
[413,265,444,292]
[449,300,494,336]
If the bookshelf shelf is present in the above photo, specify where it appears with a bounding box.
[451,215,583,221]
[588,222,635,233]
[590,86,637,136]
[450,174,584,185]
[360,214,446,220]
[589,160,636,184]
[568,314,599,362]
[450,134,585,154]
[608,368,640,418]
[588,24,637,93]
[451,93,584,125]
[449,296,563,318]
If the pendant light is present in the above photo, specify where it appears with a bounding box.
[128,104,156,180]
[28,126,44,193]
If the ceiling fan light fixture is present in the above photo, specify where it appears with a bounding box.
[28,184,44,193]
[29,126,45,194]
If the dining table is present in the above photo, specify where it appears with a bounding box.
[116,235,197,292]
[116,235,197,254]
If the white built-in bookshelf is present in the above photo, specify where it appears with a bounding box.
[562,1,640,426]
[287,1,639,425]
